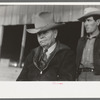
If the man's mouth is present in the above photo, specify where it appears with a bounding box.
[40,40,46,43]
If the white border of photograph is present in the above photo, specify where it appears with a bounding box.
[0,2,100,98]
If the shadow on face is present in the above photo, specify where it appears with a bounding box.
[37,29,58,48]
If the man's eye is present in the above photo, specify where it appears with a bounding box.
[87,19,90,21]
[87,19,92,22]
[38,32,44,35]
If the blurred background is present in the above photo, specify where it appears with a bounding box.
[0,4,99,81]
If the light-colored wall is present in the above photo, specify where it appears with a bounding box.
[0,5,98,25]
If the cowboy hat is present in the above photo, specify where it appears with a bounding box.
[78,7,100,21]
[27,12,64,34]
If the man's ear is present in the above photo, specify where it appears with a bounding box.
[96,19,100,26]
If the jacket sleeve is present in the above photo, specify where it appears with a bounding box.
[16,50,34,81]
[58,49,76,81]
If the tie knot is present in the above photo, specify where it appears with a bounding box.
[43,48,48,53]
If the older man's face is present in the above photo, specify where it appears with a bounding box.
[84,16,99,34]
[37,29,57,48]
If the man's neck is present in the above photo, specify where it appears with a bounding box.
[43,41,56,51]
[88,30,100,38]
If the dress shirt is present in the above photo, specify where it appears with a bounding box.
[43,43,57,59]
[80,33,99,68]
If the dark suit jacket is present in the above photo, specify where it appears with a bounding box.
[17,41,76,81]
[76,34,100,75]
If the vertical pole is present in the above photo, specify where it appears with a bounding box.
[0,25,4,60]
[18,24,27,67]
[81,22,84,37]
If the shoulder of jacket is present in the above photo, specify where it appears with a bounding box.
[26,46,39,57]
[57,42,72,54]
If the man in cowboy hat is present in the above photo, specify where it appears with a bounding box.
[17,12,76,81]
[76,7,100,81]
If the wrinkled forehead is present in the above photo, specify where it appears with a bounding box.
[86,16,94,20]
[83,15,100,22]
[82,16,94,22]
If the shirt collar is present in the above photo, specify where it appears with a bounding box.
[87,33,99,39]
[46,42,57,54]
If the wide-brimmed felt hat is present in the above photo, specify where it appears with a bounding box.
[27,12,64,34]
[78,7,100,21]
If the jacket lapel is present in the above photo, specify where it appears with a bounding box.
[32,41,65,72]
[76,36,87,67]
[33,46,42,71]
[93,33,100,70]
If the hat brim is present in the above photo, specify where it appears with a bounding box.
[27,23,64,34]
[78,11,100,21]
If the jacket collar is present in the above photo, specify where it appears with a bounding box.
[97,33,100,38]
[81,32,100,41]
[33,41,67,62]
[32,41,70,73]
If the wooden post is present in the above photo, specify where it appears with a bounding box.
[81,22,84,37]
[0,25,4,60]
[18,24,27,67]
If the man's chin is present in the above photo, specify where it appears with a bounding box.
[40,44,47,48]
[40,44,50,49]
[86,31,90,34]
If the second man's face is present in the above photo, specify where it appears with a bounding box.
[37,29,57,49]
[84,16,99,34]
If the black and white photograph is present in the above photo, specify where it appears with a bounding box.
[0,2,100,98]
[0,4,80,81]
[0,3,100,81]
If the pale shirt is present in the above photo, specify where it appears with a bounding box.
[80,35,98,68]
[43,43,56,59]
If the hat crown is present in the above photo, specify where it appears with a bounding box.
[27,11,64,34]
[84,7,99,15]
[35,12,54,28]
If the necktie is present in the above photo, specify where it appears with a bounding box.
[38,49,48,70]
